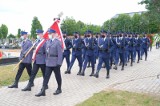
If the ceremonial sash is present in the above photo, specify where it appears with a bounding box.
[32,39,46,61]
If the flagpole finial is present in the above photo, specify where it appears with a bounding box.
[54,12,63,21]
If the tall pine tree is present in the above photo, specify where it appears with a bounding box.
[31,16,43,39]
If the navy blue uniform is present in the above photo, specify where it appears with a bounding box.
[94,37,114,78]
[65,37,83,75]
[81,37,97,76]
[63,38,72,71]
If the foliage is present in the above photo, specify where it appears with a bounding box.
[30,16,43,39]
[140,0,160,32]
[7,33,16,38]
[0,24,8,39]
[61,17,101,35]
[17,28,21,38]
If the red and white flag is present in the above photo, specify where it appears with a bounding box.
[43,19,66,49]
[32,39,46,61]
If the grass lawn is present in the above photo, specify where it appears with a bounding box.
[76,90,160,106]
[0,64,42,87]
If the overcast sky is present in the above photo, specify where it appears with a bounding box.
[0,0,146,35]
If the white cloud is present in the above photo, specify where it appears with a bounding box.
[0,0,146,35]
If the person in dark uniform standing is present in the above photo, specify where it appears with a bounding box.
[8,31,33,88]
[21,29,47,91]
[64,32,83,75]
[35,28,63,97]
[62,32,72,72]
[80,30,97,76]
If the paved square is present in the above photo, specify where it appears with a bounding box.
[0,48,160,106]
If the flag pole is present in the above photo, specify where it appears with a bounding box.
[12,40,38,71]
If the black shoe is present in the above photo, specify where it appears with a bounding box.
[35,87,46,97]
[8,82,18,88]
[65,70,71,74]
[80,72,85,76]
[21,83,32,91]
[89,72,94,77]
[137,61,139,63]
[125,63,127,66]
[77,71,81,75]
[130,63,133,66]
[113,66,117,70]
[121,67,124,71]
[53,89,62,95]
[106,75,110,79]
[94,72,99,78]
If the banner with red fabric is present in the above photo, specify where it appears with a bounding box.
[43,19,65,49]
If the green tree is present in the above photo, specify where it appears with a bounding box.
[31,16,43,39]
[61,17,77,35]
[17,28,21,38]
[0,24,8,39]
[7,33,15,38]
[140,0,160,32]
[131,14,141,33]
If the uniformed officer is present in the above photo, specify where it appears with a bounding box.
[62,32,72,72]
[80,30,97,76]
[82,32,87,62]
[94,33,100,61]
[21,29,47,91]
[128,34,136,66]
[113,32,128,70]
[135,34,142,63]
[141,34,150,61]
[35,28,63,97]
[94,30,114,79]
[8,31,33,88]
[64,32,83,75]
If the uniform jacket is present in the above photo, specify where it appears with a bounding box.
[71,38,83,56]
[45,39,63,67]
[20,39,33,64]
[63,38,72,56]
[34,39,46,64]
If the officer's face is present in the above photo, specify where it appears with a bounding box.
[63,34,66,38]
[37,33,43,38]
[52,33,58,38]
[23,34,28,39]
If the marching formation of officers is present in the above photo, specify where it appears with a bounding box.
[8,28,151,97]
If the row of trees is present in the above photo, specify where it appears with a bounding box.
[60,17,101,35]
[102,13,159,34]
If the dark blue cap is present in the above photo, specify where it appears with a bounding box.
[48,28,56,33]
[100,30,107,33]
[20,31,28,36]
[36,29,44,34]
[73,32,79,35]
[86,30,92,34]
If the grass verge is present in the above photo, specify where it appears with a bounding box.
[0,64,42,87]
[76,90,160,106]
